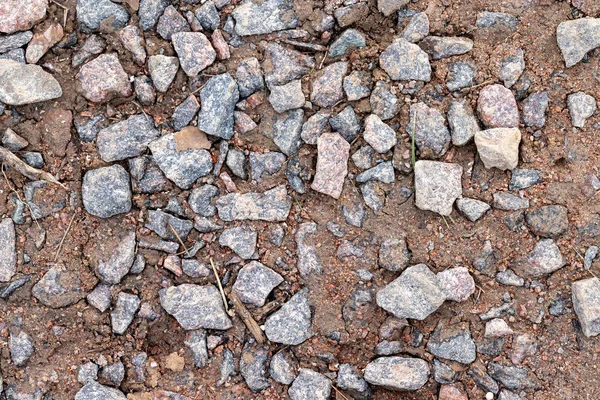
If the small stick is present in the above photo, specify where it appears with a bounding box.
[448,214,456,224]
[331,385,350,400]
[169,223,190,257]
[54,213,77,262]
[460,79,495,92]
[318,49,329,69]
[441,215,450,229]
[411,109,417,168]
[210,257,231,315]
[230,290,267,345]
[0,146,66,188]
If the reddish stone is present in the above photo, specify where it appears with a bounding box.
[439,384,468,400]
[0,0,47,34]
[211,30,230,60]
[26,23,64,64]
[76,53,132,103]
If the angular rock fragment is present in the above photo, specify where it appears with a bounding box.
[197,73,239,140]
[157,5,190,40]
[427,322,476,364]
[356,161,395,184]
[195,1,219,31]
[556,18,600,67]
[414,161,462,216]
[270,350,298,385]
[525,205,568,238]
[311,62,347,107]
[456,197,490,222]
[500,48,525,88]
[364,356,430,391]
[272,109,304,156]
[185,330,208,367]
[329,29,366,58]
[420,36,473,59]
[83,165,132,218]
[73,34,105,67]
[139,0,169,31]
[474,128,521,171]
[233,0,298,36]
[97,231,136,284]
[0,31,33,54]
[189,185,219,217]
[330,106,360,142]
[111,292,140,335]
[402,12,429,43]
[233,261,283,306]
[9,327,34,367]
[408,102,450,158]
[249,152,286,181]
[148,55,179,93]
[269,79,305,113]
[377,0,409,17]
[32,265,86,308]
[437,267,475,302]
[75,382,127,400]
[76,0,130,33]
[87,284,111,312]
[146,210,193,241]
[77,54,132,103]
[236,57,264,98]
[265,289,313,345]
[448,100,480,146]
[289,369,331,400]
[262,42,314,87]
[572,277,600,337]
[380,38,431,81]
[97,114,159,162]
[446,61,476,92]
[363,114,397,153]
[493,192,528,210]
[370,80,400,120]
[0,219,16,282]
[219,226,257,259]
[337,364,372,400]
[25,23,63,64]
[172,95,200,131]
[216,185,292,221]
[240,340,270,392]
[0,0,47,34]
[522,91,549,128]
[172,32,216,77]
[311,132,350,199]
[477,84,519,128]
[525,239,565,277]
[379,237,410,272]
[0,59,62,105]
[567,91,597,128]
[343,70,371,101]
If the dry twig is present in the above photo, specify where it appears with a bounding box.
[230,290,267,345]
[331,385,350,400]
[54,213,77,262]
[169,223,190,257]
[0,146,66,188]
[209,257,231,315]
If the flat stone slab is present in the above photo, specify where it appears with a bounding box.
[0,59,62,105]
[216,185,292,221]
[311,132,350,199]
[414,160,462,216]
[364,356,430,391]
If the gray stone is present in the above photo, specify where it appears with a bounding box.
[0,59,62,105]
[487,363,539,390]
[498,390,522,400]
[467,363,499,394]
[217,349,236,386]
[219,226,257,259]
[189,185,219,217]
[402,12,429,43]
[295,222,322,277]
[0,219,16,282]
[159,284,233,330]
[263,42,315,87]
[181,259,210,278]
[356,161,395,184]
[526,239,565,277]
[240,340,270,392]
[380,38,431,81]
[78,362,99,385]
[216,185,292,221]
[74,34,106,67]
[249,152,286,181]
[0,31,32,54]
[485,318,513,338]
[420,36,473,59]
[329,29,366,58]
[269,79,305,113]
[157,5,190,40]
[270,350,298,385]
[233,0,298,36]
[139,0,168,31]
[446,61,476,92]
[75,114,105,142]
[342,201,367,228]
[477,84,519,128]
[377,0,409,17]
[414,160,462,216]
[501,48,525,88]
[311,62,347,107]
[379,237,410,272]
[99,360,125,387]
[525,205,568,238]
[9,327,34,366]
[363,114,397,153]
[172,32,216,77]
[265,289,313,345]
[236,57,264,98]
[427,322,476,364]
[273,108,304,155]
[343,70,371,101]
[311,132,350,199]
[289,369,331,400]
[475,128,521,171]
[433,358,459,384]
[97,231,136,284]
[233,261,283,306]
[330,105,361,142]
[337,240,364,259]
[134,75,155,105]
[2,128,27,152]
[567,91,597,128]
[226,148,247,179]
[496,270,524,287]
[148,133,213,189]
[556,18,600,68]
[352,146,375,170]
[145,209,193,241]
[111,292,140,335]
[364,356,430,391]
[408,102,450,158]
[32,265,85,308]
[87,284,111,312]
[22,152,44,169]
[476,12,518,30]
[376,264,446,320]
[148,55,179,93]
[585,246,599,270]
[185,330,208,367]
[197,73,239,139]
[129,155,170,193]
[75,382,127,400]
[437,266,475,302]
[23,180,65,219]
[572,277,600,337]
[361,181,385,213]
[334,3,369,28]
[97,114,159,162]
[510,169,541,190]
[77,0,129,33]
[456,197,490,222]
[82,165,132,218]
[337,364,372,400]
[172,95,200,131]
[522,92,549,128]
[77,53,131,103]
[195,1,220,31]
[493,192,529,210]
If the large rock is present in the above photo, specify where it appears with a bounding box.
[408,102,451,158]
[148,133,213,189]
[556,18,600,67]
[262,42,315,87]
[216,185,292,221]
[76,0,129,33]
[376,264,446,320]
[32,265,86,308]
[139,0,168,31]
[0,31,33,53]
[97,114,159,162]
[159,284,232,330]
[233,261,283,307]
[219,226,257,259]
[196,73,239,139]
[474,128,521,171]
[76,53,132,103]
[82,165,132,218]
[427,322,476,364]
[380,38,431,81]
[75,382,127,400]
[265,289,313,345]
[0,218,16,282]
[0,0,47,34]
[414,160,462,216]
[525,205,568,238]
[572,277,600,337]
[364,356,430,391]
[525,239,565,277]
[233,0,298,36]
[97,231,136,284]
[172,32,216,76]
[289,369,331,400]
[0,59,62,105]
[477,84,519,128]
[311,132,350,199]
[310,62,347,108]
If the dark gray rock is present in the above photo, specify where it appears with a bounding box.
[197,73,239,139]
[97,231,136,284]
[375,340,402,355]
[334,3,369,28]
[525,205,568,238]
[476,12,518,30]
[364,356,430,391]
[217,349,236,386]
[75,382,126,400]
[32,265,85,308]
[87,283,111,312]
[75,114,105,142]
[9,327,34,367]
[329,29,366,58]
[468,363,499,394]
[585,246,598,270]
[342,201,367,228]
[427,322,476,364]
[295,222,322,277]
[233,261,283,306]
[134,75,156,105]
[330,105,360,142]
[402,12,429,43]
[446,61,476,91]
[343,70,371,101]
[433,358,459,384]
[233,0,297,36]
[456,197,490,222]
[76,0,129,33]
[420,36,473,59]
[352,146,375,170]
[157,5,190,40]
[172,32,216,77]
[249,152,286,181]
[370,81,399,121]
[262,42,314,87]
[0,218,16,282]
[0,276,30,299]
[74,34,106,67]
[567,91,597,128]
[189,185,219,217]
[216,185,292,221]
[172,95,200,131]
[182,259,210,278]
[139,0,168,31]
[273,109,304,156]
[556,18,600,68]
[408,102,450,159]
[376,264,445,320]
[160,284,232,330]
[500,49,525,89]
[22,152,44,169]
[270,350,298,385]
[148,133,213,189]
[185,330,209,367]
[0,31,32,54]
[265,289,313,345]
[219,226,257,259]
[337,364,372,400]
[380,38,431,81]
[311,61,347,107]
[145,209,193,241]
[83,165,131,218]
[111,292,140,335]
[289,369,331,400]
[195,1,220,31]
[0,59,62,105]
[493,192,529,210]
[2,128,27,151]
[129,155,170,193]
[99,360,125,387]
[509,169,541,190]
[24,180,66,219]
[487,362,539,390]
[236,57,264,98]
[226,148,247,179]
[361,181,385,213]
[240,340,270,392]
[97,114,159,162]
[379,237,410,272]
[356,161,395,184]
[522,91,549,128]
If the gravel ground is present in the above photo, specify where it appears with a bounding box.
[0,0,600,399]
